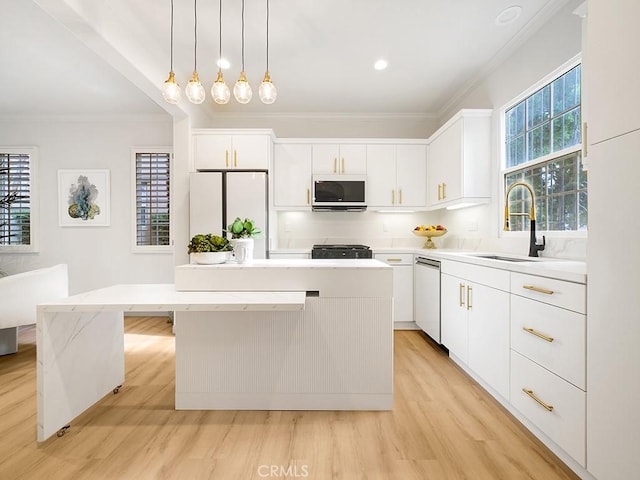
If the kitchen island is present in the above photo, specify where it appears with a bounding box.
[36,259,393,442]
[173,259,394,411]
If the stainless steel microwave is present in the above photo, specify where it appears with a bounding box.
[312,175,367,211]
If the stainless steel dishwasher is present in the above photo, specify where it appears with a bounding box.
[414,256,441,343]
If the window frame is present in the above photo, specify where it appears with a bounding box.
[0,146,39,253]
[498,54,586,239]
[130,147,172,253]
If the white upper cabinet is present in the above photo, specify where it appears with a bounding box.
[366,144,426,208]
[193,130,272,170]
[586,1,640,145]
[312,143,367,175]
[273,143,312,208]
[426,109,492,209]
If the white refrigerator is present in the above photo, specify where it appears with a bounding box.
[189,171,268,258]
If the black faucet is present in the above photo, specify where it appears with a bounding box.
[528,218,546,257]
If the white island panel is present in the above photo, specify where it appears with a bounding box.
[175,296,393,410]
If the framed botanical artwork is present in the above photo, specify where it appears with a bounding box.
[58,169,110,227]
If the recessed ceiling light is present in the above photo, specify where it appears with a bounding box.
[374,59,388,71]
[217,58,231,70]
[495,5,522,26]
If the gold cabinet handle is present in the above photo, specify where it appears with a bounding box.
[459,283,465,307]
[442,182,447,199]
[523,285,554,295]
[437,183,442,200]
[225,150,229,167]
[391,189,395,205]
[466,285,472,310]
[341,158,345,174]
[523,327,554,343]
[523,388,554,412]
[307,188,310,205]
[386,258,402,263]
[399,188,403,205]
[333,158,337,173]
[233,149,237,167]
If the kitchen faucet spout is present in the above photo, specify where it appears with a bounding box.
[504,181,546,257]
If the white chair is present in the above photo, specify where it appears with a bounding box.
[0,264,68,355]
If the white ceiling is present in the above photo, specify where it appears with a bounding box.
[0,0,574,123]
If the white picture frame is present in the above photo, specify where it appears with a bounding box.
[58,169,110,227]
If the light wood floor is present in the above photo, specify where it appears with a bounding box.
[0,317,580,480]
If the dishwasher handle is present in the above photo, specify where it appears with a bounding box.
[415,257,441,269]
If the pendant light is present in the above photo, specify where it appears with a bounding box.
[211,0,231,104]
[233,0,252,104]
[185,0,206,104]
[258,0,277,104]
[161,0,181,104]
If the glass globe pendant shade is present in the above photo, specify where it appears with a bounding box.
[162,71,181,104]
[258,71,277,104]
[185,71,206,104]
[233,71,252,104]
[211,70,231,104]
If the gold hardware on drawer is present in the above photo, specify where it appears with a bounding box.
[523,327,554,343]
[466,285,472,310]
[386,258,402,263]
[522,388,554,412]
[523,285,554,295]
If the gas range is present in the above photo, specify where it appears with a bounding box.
[311,244,373,259]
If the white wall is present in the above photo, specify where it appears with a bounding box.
[436,0,587,260]
[0,115,174,293]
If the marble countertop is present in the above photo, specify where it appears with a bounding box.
[413,250,587,284]
[182,258,391,269]
[38,284,306,312]
[269,248,586,283]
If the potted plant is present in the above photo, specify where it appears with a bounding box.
[187,233,233,264]
[226,217,261,263]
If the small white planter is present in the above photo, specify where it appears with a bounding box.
[191,251,231,265]
[231,238,254,264]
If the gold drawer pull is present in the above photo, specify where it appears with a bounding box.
[386,258,402,263]
[523,285,554,295]
[523,327,554,343]
[523,388,554,412]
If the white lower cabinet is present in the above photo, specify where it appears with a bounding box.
[440,260,588,472]
[375,253,413,328]
[509,272,587,469]
[510,350,586,467]
[441,261,510,398]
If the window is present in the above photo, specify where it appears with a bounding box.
[132,148,171,251]
[502,62,586,232]
[1,147,38,251]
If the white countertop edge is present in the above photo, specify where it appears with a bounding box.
[38,285,307,312]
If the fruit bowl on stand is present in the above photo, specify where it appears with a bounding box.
[413,226,447,249]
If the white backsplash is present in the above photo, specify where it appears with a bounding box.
[275,204,587,261]
[274,211,444,249]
